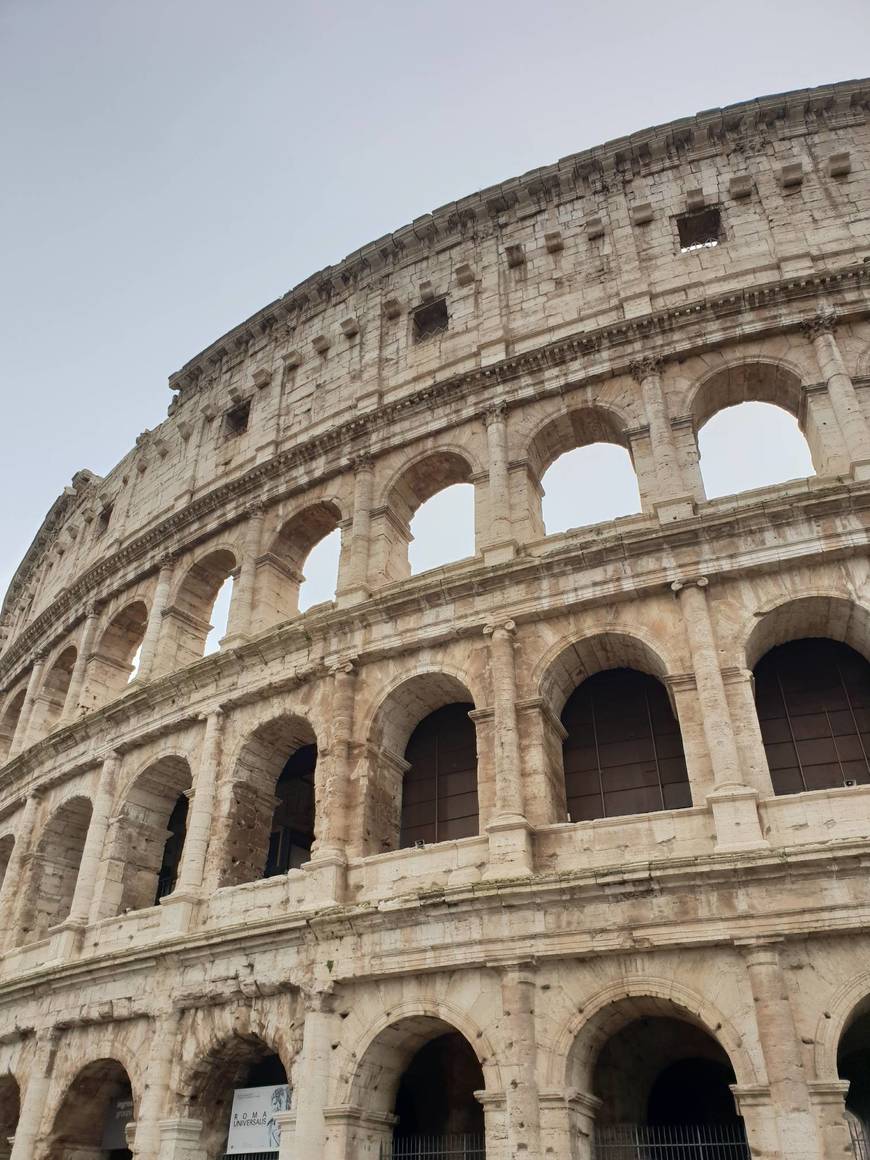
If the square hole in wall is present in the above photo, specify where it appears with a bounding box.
[677,207,722,252]
[412,298,449,342]
[223,399,251,438]
[95,504,113,536]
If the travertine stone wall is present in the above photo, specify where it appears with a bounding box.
[0,79,868,1160]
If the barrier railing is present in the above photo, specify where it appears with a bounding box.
[380,1135,486,1159]
[593,1123,750,1160]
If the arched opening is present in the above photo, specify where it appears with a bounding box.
[698,402,815,499]
[379,451,476,584]
[0,688,26,764]
[559,649,696,821]
[22,795,92,941]
[409,484,475,575]
[838,1001,870,1149]
[220,715,317,887]
[183,1036,289,1160]
[400,704,478,847]
[27,645,78,740]
[162,550,237,670]
[528,407,644,535]
[753,638,870,795]
[112,756,193,914]
[588,1014,748,1159]
[0,1074,20,1160]
[263,502,343,624]
[80,601,148,711]
[542,444,641,534]
[46,1059,134,1160]
[364,673,480,855]
[0,835,14,896]
[351,1017,485,1160]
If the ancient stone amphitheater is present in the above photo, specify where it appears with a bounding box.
[1,76,870,1160]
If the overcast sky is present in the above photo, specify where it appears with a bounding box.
[2,0,868,609]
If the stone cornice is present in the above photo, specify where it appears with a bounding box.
[3,260,870,687]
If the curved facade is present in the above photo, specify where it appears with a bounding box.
[1,78,870,1160]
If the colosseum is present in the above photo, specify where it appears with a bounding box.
[1,75,870,1160]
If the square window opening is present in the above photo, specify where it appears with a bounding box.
[96,504,113,536]
[677,207,722,252]
[224,399,251,438]
[412,298,449,342]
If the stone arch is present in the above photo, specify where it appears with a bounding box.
[219,711,319,887]
[360,669,481,854]
[80,600,148,711]
[21,794,93,941]
[106,752,194,916]
[744,594,870,671]
[0,833,14,897]
[814,973,870,1084]
[526,404,644,531]
[0,1073,20,1160]
[374,448,479,584]
[28,644,77,740]
[162,547,239,669]
[555,978,760,1095]
[44,1057,135,1160]
[341,1004,497,1155]
[177,1027,291,1160]
[0,686,26,764]
[259,499,344,624]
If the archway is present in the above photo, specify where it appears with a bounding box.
[0,835,14,896]
[112,755,193,913]
[166,549,238,666]
[838,997,870,1151]
[182,1035,290,1160]
[753,638,870,795]
[80,601,148,711]
[364,673,479,854]
[262,502,343,622]
[220,714,317,887]
[350,1016,485,1160]
[28,645,77,739]
[0,688,26,764]
[0,1074,19,1160]
[22,795,92,940]
[698,402,814,499]
[46,1058,134,1160]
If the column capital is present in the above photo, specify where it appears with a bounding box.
[350,450,375,473]
[629,354,666,383]
[482,399,509,426]
[327,656,357,677]
[800,309,838,340]
[670,575,709,594]
[244,498,268,519]
[198,705,225,725]
[483,619,517,639]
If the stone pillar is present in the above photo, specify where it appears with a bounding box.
[723,667,774,796]
[499,966,541,1157]
[62,751,121,937]
[337,453,375,605]
[483,620,533,877]
[630,357,695,521]
[9,1030,57,1160]
[0,793,40,946]
[157,1118,206,1160]
[223,504,266,646]
[672,577,766,851]
[730,1085,781,1160]
[163,708,223,931]
[807,1080,854,1160]
[483,401,516,562]
[289,991,340,1160]
[8,652,46,759]
[132,1011,180,1160]
[804,311,870,479]
[133,557,174,683]
[740,941,824,1160]
[60,604,100,724]
[305,660,356,903]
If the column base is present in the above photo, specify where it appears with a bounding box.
[218,631,250,651]
[335,585,371,609]
[302,851,348,906]
[157,1118,206,1160]
[850,459,870,482]
[707,785,769,854]
[484,817,534,880]
[159,891,199,935]
[654,495,696,523]
[53,919,86,960]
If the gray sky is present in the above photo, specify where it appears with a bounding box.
[2,0,868,608]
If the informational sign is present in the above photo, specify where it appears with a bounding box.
[226,1083,291,1154]
[101,1095,134,1150]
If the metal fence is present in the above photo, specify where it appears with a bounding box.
[593,1123,751,1160]
[850,1117,870,1160]
[380,1135,486,1159]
